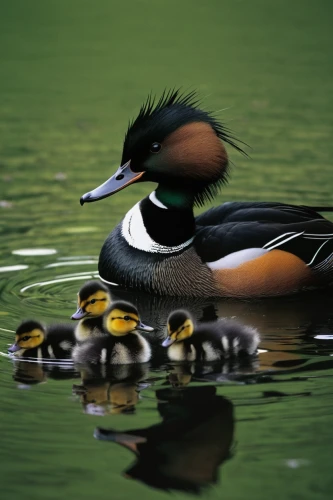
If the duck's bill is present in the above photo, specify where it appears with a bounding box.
[8,343,21,353]
[162,336,175,347]
[136,321,154,332]
[71,307,87,320]
[94,427,147,447]
[80,160,144,205]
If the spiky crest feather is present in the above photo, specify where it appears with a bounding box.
[122,89,247,207]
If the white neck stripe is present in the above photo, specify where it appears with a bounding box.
[149,191,168,209]
[121,202,194,254]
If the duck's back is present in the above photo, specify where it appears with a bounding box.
[45,324,76,358]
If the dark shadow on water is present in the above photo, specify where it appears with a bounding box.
[94,385,234,494]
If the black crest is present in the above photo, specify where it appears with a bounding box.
[121,89,247,206]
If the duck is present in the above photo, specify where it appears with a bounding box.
[72,301,154,364]
[71,280,112,341]
[80,89,333,298]
[8,320,75,359]
[162,309,260,362]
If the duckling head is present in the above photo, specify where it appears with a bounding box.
[71,280,111,320]
[8,320,45,354]
[162,309,194,347]
[104,301,154,337]
[81,89,245,208]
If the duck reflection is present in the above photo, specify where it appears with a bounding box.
[94,385,234,493]
[72,363,149,415]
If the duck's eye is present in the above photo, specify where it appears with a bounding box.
[90,299,96,304]
[22,336,30,341]
[123,316,131,321]
[150,142,161,153]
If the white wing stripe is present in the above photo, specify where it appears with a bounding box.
[307,240,329,266]
[265,232,304,251]
[304,232,333,237]
[263,232,297,249]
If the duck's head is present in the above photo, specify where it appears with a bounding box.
[81,90,244,208]
[8,320,45,354]
[162,309,194,347]
[104,301,154,337]
[71,280,111,320]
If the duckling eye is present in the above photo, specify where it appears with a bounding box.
[90,299,96,304]
[22,336,30,341]
[150,142,161,153]
[123,316,131,321]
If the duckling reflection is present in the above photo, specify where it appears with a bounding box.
[12,360,79,387]
[73,363,149,415]
[94,385,234,493]
[167,355,259,387]
[13,361,46,386]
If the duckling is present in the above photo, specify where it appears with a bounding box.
[162,309,260,362]
[72,301,153,364]
[71,280,112,341]
[8,320,75,359]
[80,89,333,298]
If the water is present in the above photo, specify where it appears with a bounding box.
[1,0,333,498]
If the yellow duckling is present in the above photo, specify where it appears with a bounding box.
[71,280,112,341]
[72,301,154,364]
[8,320,75,359]
[162,309,260,362]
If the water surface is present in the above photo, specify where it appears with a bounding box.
[1,1,333,499]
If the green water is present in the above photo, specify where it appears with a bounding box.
[1,0,333,498]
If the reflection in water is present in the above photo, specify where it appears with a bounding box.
[167,357,259,387]
[72,363,149,415]
[95,385,234,493]
[110,286,333,371]
[12,360,78,386]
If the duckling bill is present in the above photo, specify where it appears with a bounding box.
[72,301,153,364]
[80,89,333,297]
[162,309,260,362]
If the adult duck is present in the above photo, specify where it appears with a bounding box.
[80,90,333,297]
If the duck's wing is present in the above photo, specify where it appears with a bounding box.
[194,203,333,278]
[196,201,327,226]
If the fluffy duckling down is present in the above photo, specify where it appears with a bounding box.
[162,310,260,362]
[8,320,75,359]
[71,280,112,341]
[72,301,154,365]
